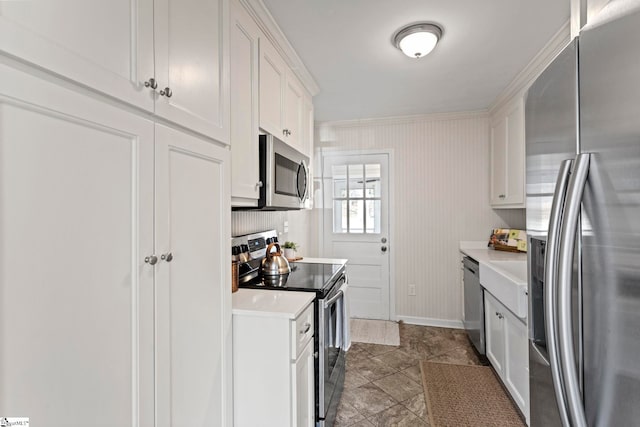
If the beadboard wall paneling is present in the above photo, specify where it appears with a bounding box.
[315,113,525,323]
[231,209,318,257]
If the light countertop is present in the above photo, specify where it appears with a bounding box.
[291,257,348,265]
[459,242,527,263]
[232,288,315,319]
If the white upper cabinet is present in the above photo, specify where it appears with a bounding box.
[259,35,287,137]
[230,0,261,203]
[490,97,525,208]
[0,0,155,111]
[154,0,230,143]
[0,0,230,143]
[284,70,304,150]
[259,36,310,152]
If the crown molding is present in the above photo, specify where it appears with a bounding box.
[240,0,320,96]
[317,109,489,129]
[489,20,571,116]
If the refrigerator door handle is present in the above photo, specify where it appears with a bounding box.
[545,158,574,427]
[557,153,590,427]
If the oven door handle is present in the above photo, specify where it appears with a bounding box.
[324,289,344,309]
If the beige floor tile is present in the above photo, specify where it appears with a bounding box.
[373,371,423,403]
[340,383,398,418]
[367,403,429,427]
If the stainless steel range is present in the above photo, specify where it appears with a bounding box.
[231,230,347,427]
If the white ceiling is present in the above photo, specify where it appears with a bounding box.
[262,0,570,122]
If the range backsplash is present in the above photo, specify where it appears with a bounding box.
[231,209,319,258]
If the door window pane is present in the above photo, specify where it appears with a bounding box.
[331,162,382,234]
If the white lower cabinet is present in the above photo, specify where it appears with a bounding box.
[0,61,231,426]
[233,290,315,427]
[485,291,530,423]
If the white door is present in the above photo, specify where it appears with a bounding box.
[0,63,155,425]
[154,0,229,143]
[0,0,154,111]
[322,153,390,320]
[230,0,261,201]
[259,36,286,137]
[154,124,231,427]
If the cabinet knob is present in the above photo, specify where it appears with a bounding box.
[256,181,263,188]
[300,322,311,335]
[499,194,506,199]
[144,78,158,89]
[282,129,291,137]
[144,255,158,265]
[381,246,388,252]
[160,87,173,98]
[161,252,173,262]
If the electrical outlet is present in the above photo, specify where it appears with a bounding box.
[408,284,416,296]
[283,220,289,233]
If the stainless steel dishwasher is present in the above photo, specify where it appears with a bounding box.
[462,256,485,355]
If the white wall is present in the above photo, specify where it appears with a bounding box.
[315,112,524,325]
[231,209,318,257]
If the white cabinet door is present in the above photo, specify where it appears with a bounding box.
[0,63,155,426]
[230,0,260,203]
[504,308,530,421]
[505,99,525,205]
[490,98,525,208]
[284,71,304,149]
[259,36,286,137]
[0,0,154,111]
[154,124,231,427]
[490,117,508,205]
[293,340,315,427]
[301,94,314,158]
[484,293,505,374]
[154,0,230,143]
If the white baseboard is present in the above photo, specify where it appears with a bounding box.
[395,315,464,329]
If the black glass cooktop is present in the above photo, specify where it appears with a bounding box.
[238,261,345,297]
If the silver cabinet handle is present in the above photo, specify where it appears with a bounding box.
[144,78,158,89]
[557,153,590,427]
[159,87,173,98]
[381,237,387,243]
[256,181,263,188]
[300,322,311,335]
[161,253,173,262]
[545,159,573,427]
[498,194,506,199]
[144,255,158,265]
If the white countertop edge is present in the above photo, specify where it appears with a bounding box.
[291,257,348,265]
[232,288,315,319]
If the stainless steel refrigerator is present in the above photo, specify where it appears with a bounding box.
[526,4,640,426]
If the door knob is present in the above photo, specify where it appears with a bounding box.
[161,252,173,262]
[144,255,158,265]
[381,246,388,252]
[381,237,387,243]
[144,78,158,89]
[159,87,173,98]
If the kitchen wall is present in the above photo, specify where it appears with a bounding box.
[315,112,524,326]
[231,209,318,257]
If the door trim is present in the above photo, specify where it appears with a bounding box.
[319,148,396,321]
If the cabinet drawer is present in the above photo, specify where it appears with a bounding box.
[291,302,314,359]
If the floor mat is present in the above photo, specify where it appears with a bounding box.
[350,318,400,346]
[420,361,525,427]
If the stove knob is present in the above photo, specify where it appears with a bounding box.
[232,246,241,255]
[241,244,249,253]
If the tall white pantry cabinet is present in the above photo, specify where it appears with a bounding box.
[0,0,232,425]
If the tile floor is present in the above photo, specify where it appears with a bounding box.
[336,322,482,426]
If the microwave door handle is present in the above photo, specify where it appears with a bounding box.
[544,158,573,427]
[297,161,309,201]
[557,153,590,427]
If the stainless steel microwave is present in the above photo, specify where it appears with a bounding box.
[256,134,310,210]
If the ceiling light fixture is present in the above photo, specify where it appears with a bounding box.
[392,22,443,59]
